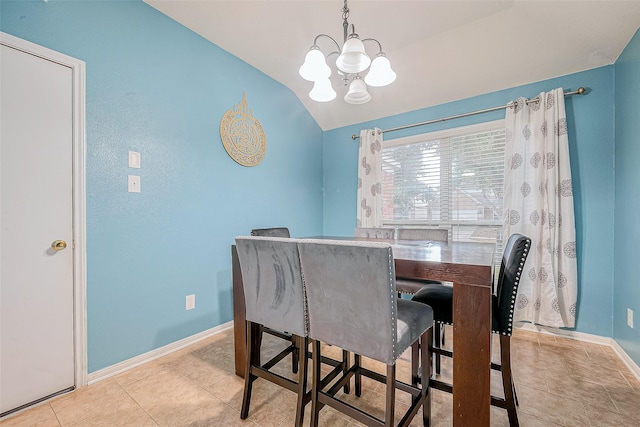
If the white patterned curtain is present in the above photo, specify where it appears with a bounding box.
[503,88,577,328]
[356,128,383,227]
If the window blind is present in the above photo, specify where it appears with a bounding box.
[381,120,506,272]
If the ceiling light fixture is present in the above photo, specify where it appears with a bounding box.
[299,0,396,104]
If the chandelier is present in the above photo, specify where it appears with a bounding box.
[298,0,396,104]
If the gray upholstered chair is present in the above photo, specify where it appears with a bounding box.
[250,227,291,238]
[411,233,531,427]
[248,227,299,372]
[396,227,448,242]
[298,239,433,427]
[235,236,309,425]
[354,227,394,239]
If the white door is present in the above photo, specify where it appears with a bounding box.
[0,42,75,415]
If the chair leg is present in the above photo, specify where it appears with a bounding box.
[434,323,441,375]
[241,321,260,419]
[385,364,396,427]
[411,341,420,386]
[421,327,433,426]
[294,336,309,427]
[354,354,362,397]
[310,340,322,427]
[499,335,519,427]
[343,349,351,393]
[292,334,299,374]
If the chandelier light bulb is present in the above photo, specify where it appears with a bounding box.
[364,54,396,87]
[309,78,337,102]
[344,76,371,104]
[299,47,331,82]
[336,35,371,74]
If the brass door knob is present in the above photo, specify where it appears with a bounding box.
[51,240,67,251]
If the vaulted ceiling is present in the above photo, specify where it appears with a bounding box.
[145,1,640,130]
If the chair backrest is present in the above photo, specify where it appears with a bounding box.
[493,233,531,335]
[354,227,394,239]
[235,236,306,337]
[396,228,448,242]
[298,239,399,365]
[250,227,291,238]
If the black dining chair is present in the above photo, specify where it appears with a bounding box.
[410,233,531,427]
[235,236,309,425]
[298,238,433,427]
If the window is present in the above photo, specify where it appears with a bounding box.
[381,120,506,267]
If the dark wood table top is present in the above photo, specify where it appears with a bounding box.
[303,236,496,287]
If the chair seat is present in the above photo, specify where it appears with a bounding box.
[412,284,506,333]
[397,299,434,355]
[411,283,454,325]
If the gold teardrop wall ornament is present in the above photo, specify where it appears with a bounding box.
[220,92,267,167]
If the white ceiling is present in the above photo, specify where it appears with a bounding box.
[144,0,640,130]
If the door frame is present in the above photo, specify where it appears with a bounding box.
[1,32,87,388]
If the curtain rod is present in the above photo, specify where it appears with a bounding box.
[351,87,586,140]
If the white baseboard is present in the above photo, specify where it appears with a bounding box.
[86,321,233,385]
[609,340,640,383]
[515,322,640,383]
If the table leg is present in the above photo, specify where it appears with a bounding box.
[452,281,491,427]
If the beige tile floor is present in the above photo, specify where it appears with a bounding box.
[2,328,639,427]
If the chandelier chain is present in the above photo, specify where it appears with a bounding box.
[342,0,350,43]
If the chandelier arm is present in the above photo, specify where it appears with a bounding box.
[361,38,384,54]
[313,33,342,53]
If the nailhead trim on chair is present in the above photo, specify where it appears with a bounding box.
[504,240,530,336]
[299,263,310,335]
[388,246,398,359]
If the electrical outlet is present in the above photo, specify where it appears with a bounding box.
[628,308,634,328]
[128,175,140,193]
[186,294,195,311]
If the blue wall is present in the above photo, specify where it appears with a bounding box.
[1,0,324,372]
[323,67,616,338]
[614,29,640,365]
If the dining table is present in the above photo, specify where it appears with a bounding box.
[231,236,496,427]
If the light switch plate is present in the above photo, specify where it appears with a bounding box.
[128,175,140,193]
[186,294,195,310]
[128,151,141,168]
